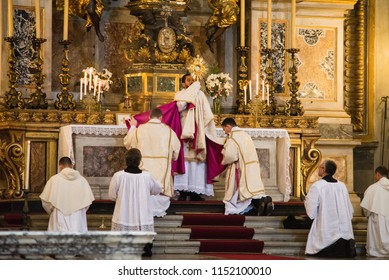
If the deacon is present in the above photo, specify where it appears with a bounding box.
[40,156,95,232]
[220,117,271,215]
[123,108,181,217]
[360,166,389,257]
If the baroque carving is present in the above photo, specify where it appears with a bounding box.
[344,0,365,133]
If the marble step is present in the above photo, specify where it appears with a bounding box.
[153,240,200,254]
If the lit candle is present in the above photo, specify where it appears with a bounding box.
[261,80,265,100]
[89,68,93,92]
[249,80,252,100]
[93,75,98,96]
[7,0,13,37]
[25,140,31,190]
[35,0,41,38]
[266,84,270,105]
[240,0,245,47]
[267,0,272,49]
[244,85,247,105]
[256,73,259,96]
[63,0,69,40]
[80,78,83,100]
[292,0,296,48]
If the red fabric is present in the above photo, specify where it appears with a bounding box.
[126,101,226,183]
[203,253,302,260]
[189,226,255,239]
[4,213,24,225]
[182,214,245,226]
[199,240,264,253]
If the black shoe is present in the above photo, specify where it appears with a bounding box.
[142,243,153,257]
[264,196,274,216]
[178,191,188,201]
[189,192,205,201]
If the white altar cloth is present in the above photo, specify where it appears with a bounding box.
[58,125,291,201]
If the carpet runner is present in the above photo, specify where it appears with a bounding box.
[181,213,264,254]
[204,253,302,260]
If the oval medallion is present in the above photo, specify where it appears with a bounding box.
[157,27,177,53]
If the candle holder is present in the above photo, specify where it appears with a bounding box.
[55,40,76,110]
[22,189,31,230]
[26,37,48,109]
[263,48,277,115]
[80,91,102,115]
[285,48,304,116]
[4,37,24,109]
[236,46,250,114]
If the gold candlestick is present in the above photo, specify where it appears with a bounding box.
[263,47,277,115]
[236,46,250,114]
[26,37,48,109]
[55,40,76,110]
[4,36,24,109]
[285,48,304,116]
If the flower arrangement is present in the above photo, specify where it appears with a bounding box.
[205,72,233,100]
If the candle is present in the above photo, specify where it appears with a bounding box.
[89,68,93,92]
[63,0,69,40]
[261,80,265,100]
[256,73,259,96]
[35,0,41,38]
[25,140,31,190]
[244,85,247,105]
[267,0,272,49]
[240,0,245,47]
[292,0,296,48]
[249,80,252,100]
[266,84,270,105]
[98,80,102,95]
[93,75,98,96]
[80,78,83,100]
[8,0,13,37]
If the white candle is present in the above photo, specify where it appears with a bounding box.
[249,80,252,100]
[80,78,83,100]
[267,0,272,49]
[98,80,102,95]
[89,69,93,92]
[266,84,270,105]
[93,76,98,96]
[262,80,265,100]
[35,0,41,38]
[25,140,31,190]
[256,73,259,96]
[240,0,245,47]
[292,0,296,48]
[63,0,69,40]
[244,85,247,105]
[8,0,13,37]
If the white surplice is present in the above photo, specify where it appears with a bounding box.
[39,168,95,232]
[304,179,354,254]
[123,118,181,217]
[108,170,162,231]
[221,127,266,215]
[360,177,389,257]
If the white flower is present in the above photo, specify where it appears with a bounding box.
[205,72,233,98]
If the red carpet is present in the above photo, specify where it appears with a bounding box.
[199,240,264,253]
[182,214,245,226]
[204,253,302,260]
[190,226,255,239]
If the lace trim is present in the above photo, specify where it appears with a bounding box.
[111,222,154,232]
[216,127,290,139]
[71,125,128,136]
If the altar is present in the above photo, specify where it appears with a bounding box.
[58,125,292,202]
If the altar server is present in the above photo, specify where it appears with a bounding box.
[305,160,356,258]
[360,166,389,257]
[40,156,95,232]
[123,108,181,217]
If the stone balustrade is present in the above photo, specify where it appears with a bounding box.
[0,230,155,260]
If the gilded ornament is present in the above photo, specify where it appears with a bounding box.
[32,113,44,122]
[47,113,59,123]
[158,27,177,53]
[60,113,74,123]
[103,114,115,124]
[187,55,208,81]
[75,113,87,124]
[18,112,30,123]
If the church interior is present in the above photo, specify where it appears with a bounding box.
[0,0,388,260]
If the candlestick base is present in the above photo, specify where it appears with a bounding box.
[55,40,77,110]
[285,48,304,116]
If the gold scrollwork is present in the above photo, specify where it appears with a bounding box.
[300,138,322,198]
[0,141,24,199]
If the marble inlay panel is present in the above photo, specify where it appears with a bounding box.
[297,27,336,100]
[14,7,39,86]
[83,146,127,177]
[259,20,286,94]
[31,141,46,193]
